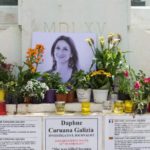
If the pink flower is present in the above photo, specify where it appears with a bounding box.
[144,77,150,84]
[124,70,129,78]
[134,81,141,90]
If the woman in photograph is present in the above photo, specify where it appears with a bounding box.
[47,35,79,83]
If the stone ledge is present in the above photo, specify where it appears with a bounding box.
[6,103,103,114]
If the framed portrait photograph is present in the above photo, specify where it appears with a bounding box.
[32,32,96,82]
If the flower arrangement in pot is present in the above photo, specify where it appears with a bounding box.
[86,33,127,92]
[21,79,49,104]
[90,69,112,103]
[117,66,135,101]
[0,52,15,104]
[56,84,68,102]
[130,70,150,114]
[15,44,45,103]
[71,70,91,102]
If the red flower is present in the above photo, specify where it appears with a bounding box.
[144,77,150,84]
[124,70,129,78]
[134,81,141,90]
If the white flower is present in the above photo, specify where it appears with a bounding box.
[21,79,49,100]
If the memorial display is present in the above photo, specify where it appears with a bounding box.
[0,33,149,115]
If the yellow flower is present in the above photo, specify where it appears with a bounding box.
[91,70,111,78]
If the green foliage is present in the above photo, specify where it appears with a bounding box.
[87,34,127,76]
[117,66,135,95]
[71,70,90,89]
[130,70,150,113]
[17,65,41,87]
[0,53,15,88]
[56,84,68,94]
[41,72,62,89]
[86,34,128,90]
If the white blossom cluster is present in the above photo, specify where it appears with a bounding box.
[21,79,49,99]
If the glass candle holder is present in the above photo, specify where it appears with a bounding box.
[55,101,65,115]
[124,100,133,113]
[0,102,6,115]
[113,100,124,114]
[103,101,112,113]
[0,89,5,102]
[81,101,91,115]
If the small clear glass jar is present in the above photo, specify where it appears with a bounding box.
[55,101,65,115]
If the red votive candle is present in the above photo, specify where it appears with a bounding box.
[0,102,6,115]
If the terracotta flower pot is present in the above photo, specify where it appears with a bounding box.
[24,97,32,104]
[56,93,68,102]
[66,91,75,103]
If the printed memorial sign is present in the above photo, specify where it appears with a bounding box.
[0,116,42,150]
[104,115,150,150]
[44,116,102,150]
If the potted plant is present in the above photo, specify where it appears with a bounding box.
[0,53,15,114]
[0,53,15,89]
[17,44,45,87]
[0,81,7,115]
[65,82,76,103]
[41,72,62,103]
[56,84,68,102]
[117,67,135,100]
[13,44,45,104]
[130,70,150,114]
[86,33,127,91]
[21,79,49,104]
[71,70,91,102]
[90,69,111,103]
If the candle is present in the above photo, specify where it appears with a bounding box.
[124,100,133,113]
[55,101,65,115]
[0,102,6,115]
[0,89,5,102]
[113,100,124,114]
[81,101,91,115]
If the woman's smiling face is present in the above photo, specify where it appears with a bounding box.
[54,40,72,63]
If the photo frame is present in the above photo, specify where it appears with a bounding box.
[32,32,96,82]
